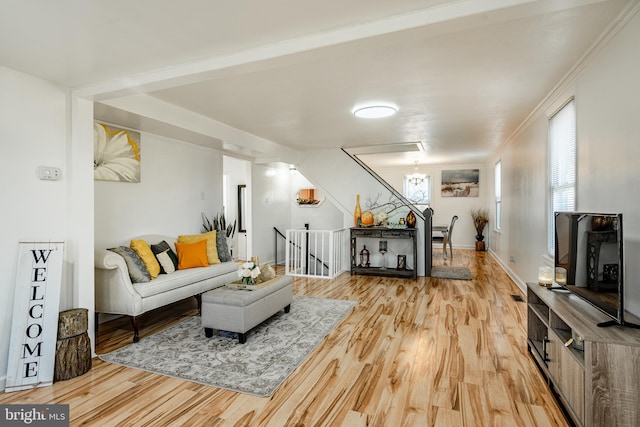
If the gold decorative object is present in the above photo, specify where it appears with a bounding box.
[354,194,362,227]
[259,264,276,282]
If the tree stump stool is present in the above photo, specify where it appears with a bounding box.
[54,308,92,381]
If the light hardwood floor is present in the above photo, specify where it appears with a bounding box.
[1,250,569,426]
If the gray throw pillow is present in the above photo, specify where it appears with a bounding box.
[108,246,151,283]
[216,232,232,262]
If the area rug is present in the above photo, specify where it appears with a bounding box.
[430,266,472,280]
[99,296,356,397]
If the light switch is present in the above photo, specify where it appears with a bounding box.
[38,166,62,181]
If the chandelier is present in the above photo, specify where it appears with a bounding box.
[406,161,426,185]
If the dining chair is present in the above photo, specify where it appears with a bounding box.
[433,215,458,259]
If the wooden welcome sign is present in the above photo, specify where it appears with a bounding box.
[5,241,64,392]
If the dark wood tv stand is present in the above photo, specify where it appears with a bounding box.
[527,282,640,426]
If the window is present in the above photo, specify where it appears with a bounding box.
[403,176,431,208]
[548,99,576,253]
[495,161,502,230]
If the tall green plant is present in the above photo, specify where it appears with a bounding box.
[202,212,236,238]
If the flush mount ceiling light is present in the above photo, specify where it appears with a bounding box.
[352,104,398,119]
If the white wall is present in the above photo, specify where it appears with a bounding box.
[0,66,69,389]
[490,9,640,317]
[290,172,343,231]
[377,162,488,249]
[489,112,549,285]
[250,163,292,264]
[95,132,223,248]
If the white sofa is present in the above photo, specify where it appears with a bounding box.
[94,234,237,342]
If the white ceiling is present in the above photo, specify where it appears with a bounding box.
[2,0,635,167]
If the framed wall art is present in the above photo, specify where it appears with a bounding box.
[93,122,141,183]
[441,169,479,197]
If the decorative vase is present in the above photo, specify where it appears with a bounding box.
[354,194,362,227]
[406,211,416,228]
[476,234,485,242]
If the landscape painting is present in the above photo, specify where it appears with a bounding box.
[441,169,479,197]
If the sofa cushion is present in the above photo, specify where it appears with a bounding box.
[108,246,151,283]
[133,262,237,298]
[175,240,209,269]
[216,232,232,262]
[178,231,221,264]
[156,250,176,274]
[130,239,161,279]
[150,240,179,273]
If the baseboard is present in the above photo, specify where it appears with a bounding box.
[98,313,123,323]
[488,249,526,295]
[0,376,5,392]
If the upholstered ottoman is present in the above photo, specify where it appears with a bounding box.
[201,275,293,343]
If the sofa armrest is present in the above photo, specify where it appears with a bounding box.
[94,249,142,316]
[95,248,127,270]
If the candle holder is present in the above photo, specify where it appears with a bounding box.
[538,266,553,287]
[359,245,370,268]
[379,240,387,269]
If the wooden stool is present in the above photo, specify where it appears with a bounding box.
[54,308,92,381]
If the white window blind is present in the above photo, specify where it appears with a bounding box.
[548,99,576,253]
[495,160,502,230]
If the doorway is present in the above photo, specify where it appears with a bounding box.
[223,156,251,260]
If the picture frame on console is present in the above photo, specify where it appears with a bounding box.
[397,255,406,270]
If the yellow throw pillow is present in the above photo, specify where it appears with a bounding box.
[175,240,209,270]
[177,231,221,264]
[130,240,161,279]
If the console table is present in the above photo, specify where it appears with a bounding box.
[527,283,640,426]
[350,227,417,280]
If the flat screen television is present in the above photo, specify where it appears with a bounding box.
[554,212,638,328]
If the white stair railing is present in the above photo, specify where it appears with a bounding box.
[285,228,347,279]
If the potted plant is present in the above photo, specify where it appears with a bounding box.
[202,212,236,238]
[470,208,489,251]
[202,212,237,258]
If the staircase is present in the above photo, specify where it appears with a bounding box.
[288,148,430,277]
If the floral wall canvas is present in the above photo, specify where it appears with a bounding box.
[441,169,479,197]
[93,122,141,182]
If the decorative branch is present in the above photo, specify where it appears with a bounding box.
[364,193,407,216]
[470,208,489,236]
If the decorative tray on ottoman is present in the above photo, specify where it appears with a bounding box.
[226,275,282,291]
